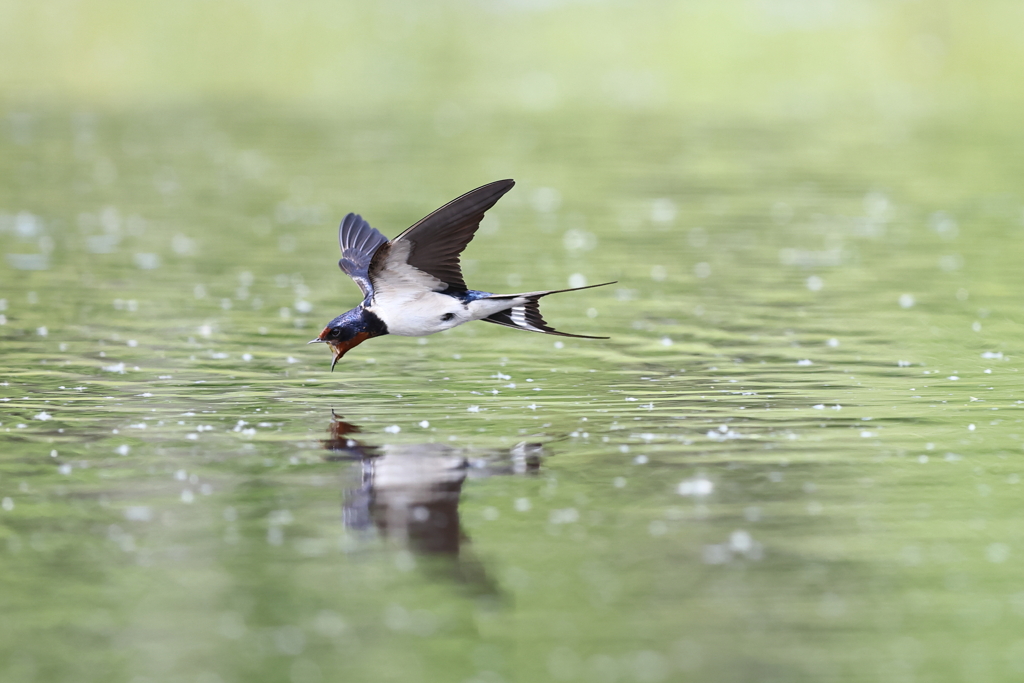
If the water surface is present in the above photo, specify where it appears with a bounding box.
[3,7,1024,682]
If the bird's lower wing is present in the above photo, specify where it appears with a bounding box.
[338,213,389,298]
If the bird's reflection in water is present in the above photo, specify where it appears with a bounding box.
[323,412,546,592]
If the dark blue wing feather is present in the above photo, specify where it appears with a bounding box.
[338,213,389,298]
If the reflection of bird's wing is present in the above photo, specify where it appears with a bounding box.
[338,213,389,298]
[368,180,515,295]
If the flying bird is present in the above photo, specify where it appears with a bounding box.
[310,179,613,370]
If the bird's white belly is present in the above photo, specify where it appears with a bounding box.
[371,291,524,337]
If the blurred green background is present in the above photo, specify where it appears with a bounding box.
[4,0,1024,115]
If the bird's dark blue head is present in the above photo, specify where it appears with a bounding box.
[310,307,387,371]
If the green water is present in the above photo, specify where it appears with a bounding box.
[3,2,1024,682]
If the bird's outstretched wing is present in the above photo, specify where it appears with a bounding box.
[368,180,515,294]
[338,213,389,298]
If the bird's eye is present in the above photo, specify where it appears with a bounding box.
[441,313,455,322]
[328,328,342,339]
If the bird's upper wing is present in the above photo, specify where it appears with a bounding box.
[338,213,390,298]
[368,180,515,295]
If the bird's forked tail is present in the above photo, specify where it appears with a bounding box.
[479,281,616,338]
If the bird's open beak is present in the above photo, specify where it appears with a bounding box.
[325,332,370,372]
[307,338,324,344]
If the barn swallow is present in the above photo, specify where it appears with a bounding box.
[309,179,613,370]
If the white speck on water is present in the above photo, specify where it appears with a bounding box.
[918,455,929,463]
[944,452,962,462]
[2,497,13,511]
[948,375,959,381]
[181,489,194,504]
[899,293,915,308]
[527,403,537,410]
[483,506,499,521]
[648,520,668,536]
[707,427,742,441]
[553,341,564,349]
[102,362,126,374]
[981,351,1003,359]
[286,356,298,364]
[660,336,673,346]
[384,425,401,434]
[813,404,825,410]
[124,506,152,521]
[568,273,587,288]
[134,253,160,270]
[651,198,676,224]
[807,501,823,515]
[987,543,1010,563]
[613,477,626,488]
[33,411,51,421]
[634,455,648,465]
[197,324,212,338]
[36,326,48,337]
[294,299,313,314]
[650,264,667,281]
[972,321,982,332]
[514,498,531,512]
[984,369,992,374]
[242,353,253,361]
[968,424,976,431]
[797,359,813,366]
[729,530,753,553]
[467,405,481,413]
[694,262,711,279]
[58,463,72,475]
[549,508,579,524]
[115,445,130,456]
[806,275,823,291]
[898,360,912,367]
[677,478,713,496]
[827,337,839,347]
[492,372,511,380]
[860,431,875,438]
[418,420,430,428]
